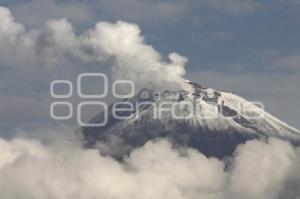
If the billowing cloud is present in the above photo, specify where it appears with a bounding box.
[0,128,299,199]
[228,139,296,199]
[0,6,189,90]
[0,6,24,38]
[0,5,192,132]
[82,21,189,90]
[0,7,36,66]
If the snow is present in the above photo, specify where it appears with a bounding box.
[82,82,300,158]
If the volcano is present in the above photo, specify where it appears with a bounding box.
[82,81,300,159]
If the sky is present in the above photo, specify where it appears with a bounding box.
[1,1,300,198]
[0,0,299,135]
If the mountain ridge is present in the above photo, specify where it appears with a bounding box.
[82,81,300,159]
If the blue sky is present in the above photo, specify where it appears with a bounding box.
[0,0,299,135]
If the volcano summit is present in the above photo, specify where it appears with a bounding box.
[82,81,300,159]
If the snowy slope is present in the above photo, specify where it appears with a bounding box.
[82,82,300,158]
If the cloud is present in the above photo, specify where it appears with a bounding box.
[228,138,295,199]
[0,7,37,67]
[0,129,225,199]
[0,6,190,90]
[83,20,189,90]
[0,6,24,38]
[0,6,191,132]
[0,128,299,199]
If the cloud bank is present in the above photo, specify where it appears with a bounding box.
[0,128,299,199]
[0,6,189,91]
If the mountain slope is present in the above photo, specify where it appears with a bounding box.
[82,81,300,159]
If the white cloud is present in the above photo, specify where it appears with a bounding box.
[0,6,190,90]
[83,20,189,90]
[0,7,37,66]
[0,6,191,131]
[228,139,295,199]
[0,128,299,199]
[0,7,24,38]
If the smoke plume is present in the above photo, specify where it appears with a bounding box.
[0,6,190,91]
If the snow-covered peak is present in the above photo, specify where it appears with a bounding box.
[133,81,300,139]
[82,81,300,158]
